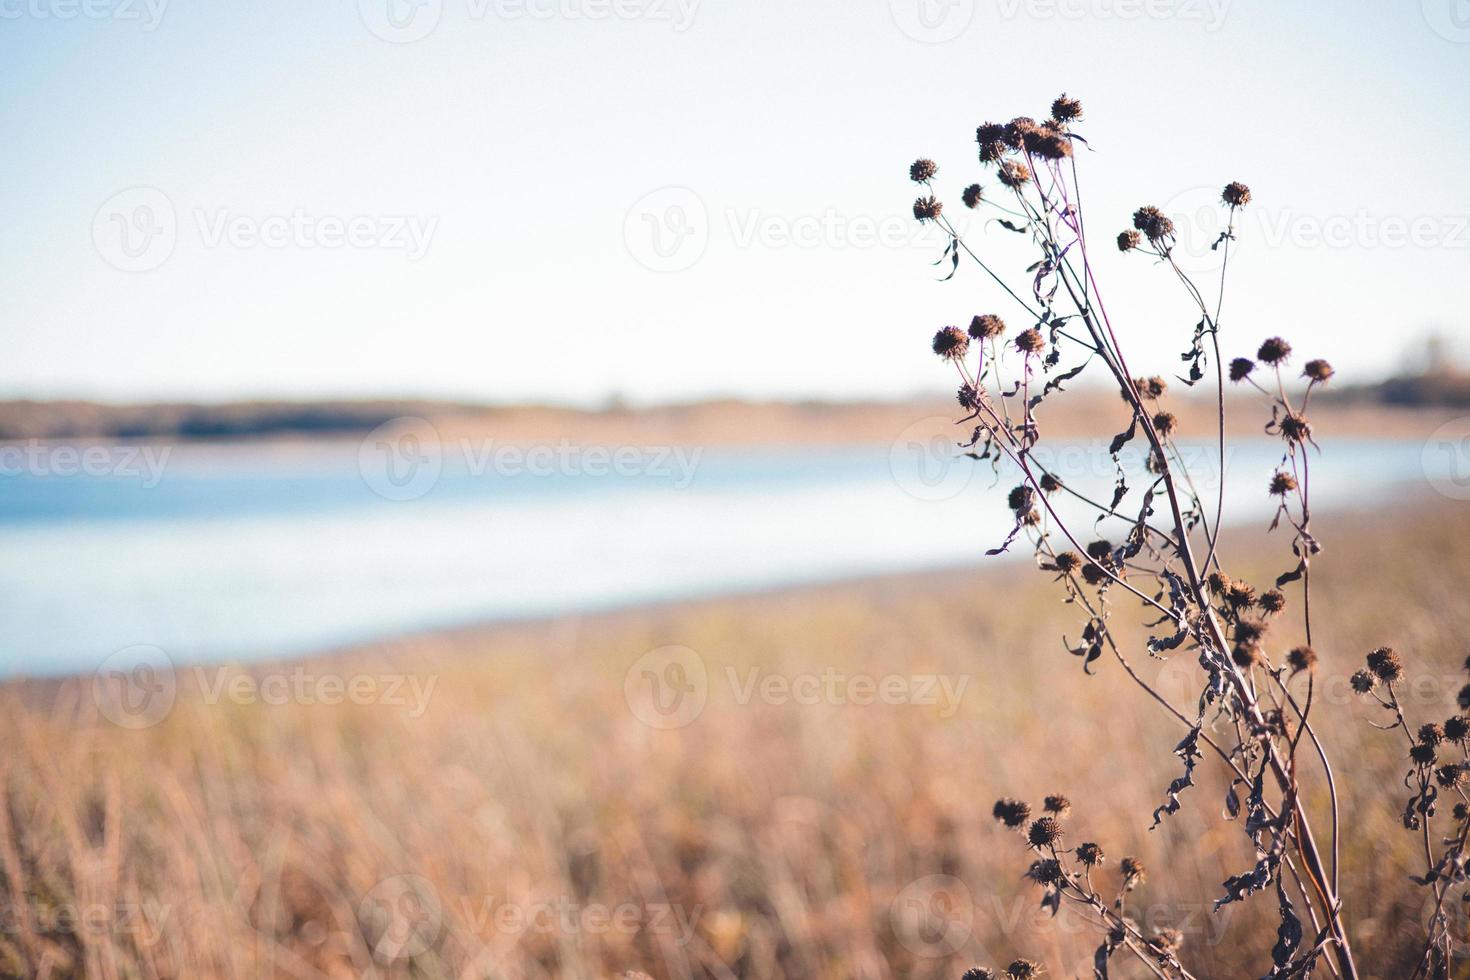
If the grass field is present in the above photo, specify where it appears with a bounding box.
[3,494,1470,979]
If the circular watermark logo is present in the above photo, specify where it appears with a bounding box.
[623,187,708,273]
[888,0,974,42]
[358,417,444,501]
[92,187,177,273]
[1422,0,1470,42]
[92,644,177,729]
[623,645,708,729]
[358,0,444,42]
[359,874,443,961]
[889,416,974,502]
[1423,417,1470,500]
[890,874,976,957]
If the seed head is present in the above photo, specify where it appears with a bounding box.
[1151,411,1178,437]
[1027,816,1064,848]
[1131,206,1175,241]
[1137,376,1168,399]
[1030,132,1072,160]
[909,159,938,183]
[1085,540,1113,562]
[1460,684,1470,710]
[958,384,980,410]
[1304,359,1334,382]
[1081,564,1108,586]
[1014,328,1045,355]
[1039,473,1063,494]
[1350,670,1376,694]
[1117,229,1141,252]
[962,183,984,209]
[932,326,969,361]
[1120,857,1146,887]
[1269,471,1297,495]
[998,160,1031,189]
[1420,723,1445,746]
[1260,589,1287,615]
[976,122,1006,147]
[993,798,1032,829]
[1411,742,1438,766]
[1043,794,1072,817]
[969,313,1006,339]
[1232,643,1263,669]
[1257,337,1292,364]
[1446,716,1470,742]
[1207,570,1231,594]
[1221,182,1252,207]
[963,970,997,980]
[1435,762,1463,788]
[1025,858,1065,885]
[1076,842,1105,866]
[1053,550,1082,574]
[913,196,943,222]
[1002,117,1040,150]
[1225,582,1258,610]
[1458,803,1470,822]
[1008,484,1035,513]
[1367,646,1404,683]
[1050,94,1083,123]
[1279,413,1312,443]
[1287,646,1316,673]
[1228,357,1256,382]
[1149,927,1185,954]
[1005,959,1042,980]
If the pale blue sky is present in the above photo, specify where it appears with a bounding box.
[2,0,1468,405]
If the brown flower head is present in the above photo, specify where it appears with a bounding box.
[1149,928,1185,955]
[963,971,997,980]
[1005,959,1042,980]
[1120,857,1146,887]
[1076,841,1105,866]
[1207,570,1232,594]
[1458,803,1470,822]
[1259,589,1287,615]
[1050,94,1083,123]
[1279,413,1311,443]
[998,160,1031,189]
[1025,858,1065,886]
[1132,206,1175,241]
[1008,484,1035,513]
[1269,471,1297,495]
[913,196,943,222]
[1152,411,1178,437]
[1014,328,1045,355]
[1304,359,1334,382]
[1350,669,1376,694]
[1228,357,1256,382]
[1287,646,1317,673]
[1225,582,1257,610]
[1420,722,1445,746]
[1039,473,1063,494]
[1367,646,1404,683]
[993,798,1032,829]
[1002,117,1040,150]
[962,183,984,209]
[1081,564,1108,586]
[969,313,1006,339]
[976,122,1006,147]
[1437,765,1465,789]
[1043,794,1072,817]
[1027,816,1064,848]
[909,158,938,183]
[1030,132,1072,160]
[932,326,969,360]
[1140,376,1168,399]
[1117,229,1142,252]
[1446,716,1470,742]
[1221,182,1252,207]
[1234,617,1267,647]
[1257,337,1292,364]
[1052,550,1082,574]
[1411,742,1438,766]
[958,383,980,410]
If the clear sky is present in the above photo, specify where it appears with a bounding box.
[3,0,1468,406]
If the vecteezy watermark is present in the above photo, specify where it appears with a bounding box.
[624,188,950,272]
[995,0,1229,30]
[359,874,444,962]
[357,416,705,501]
[623,646,971,729]
[1423,417,1470,501]
[92,187,437,272]
[890,875,977,957]
[92,651,440,728]
[1159,185,1469,274]
[624,645,709,729]
[888,0,974,43]
[0,441,171,487]
[93,645,178,729]
[357,0,698,43]
[0,0,167,29]
[1422,0,1470,43]
[0,900,175,946]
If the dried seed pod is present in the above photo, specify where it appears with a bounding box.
[909,159,938,183]
[932,326,969,360]
[1221,181,1251,207]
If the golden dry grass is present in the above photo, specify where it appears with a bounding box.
[3,496,1470,979]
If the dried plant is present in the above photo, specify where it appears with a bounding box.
[912,96,1463,979]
